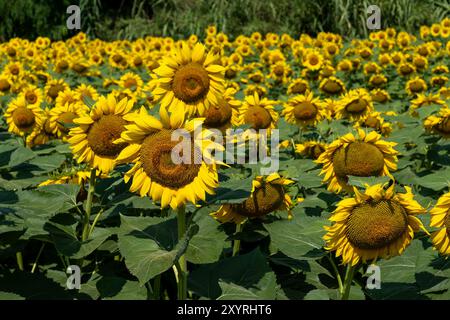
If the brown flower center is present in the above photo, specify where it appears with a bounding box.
[333,141,385,178]
[204,98,232,128]
[57,112,78,133]
[87,115,127,157]
[322,79,343,94]
[172,63,210,103]
[25,92,37,104]
[47,84,65,99]
[12,107,35,130]
[0,79,11,92]
[235,183,285,217]
[347,200,408,249]
[346,98,368,114]
[140,130,201,189]
[293,101,318,120]
[291,82,307,94]
[244,106,272,129]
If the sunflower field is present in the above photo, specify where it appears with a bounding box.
[1,18,450,301]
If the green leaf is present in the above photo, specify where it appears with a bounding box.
[118,214,181,285]
[189,248,274,299]
[186,208,226,264]
[217,272,278,300]
[8,146,35,168]
[264,210,327,260]
[418,168,450,191]
[347,175,390,188]
[80,275,147,300]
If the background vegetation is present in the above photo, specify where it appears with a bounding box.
[0,0,449,41]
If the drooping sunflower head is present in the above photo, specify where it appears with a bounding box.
[287,78,309,95]
[238,92,279,133]
[324,183,427,265]
[68,95,133,174]
[295,140,328,160]
[203,87,241,133]
[406,76,427,96]
[5,96,43,136]
[211,173,294,224]
[115,105,220,209]
[282,91,327,128]
[316,129,398,193]
[319,76,346,95]
[370,89,391,103]
[152,42,225,117]
[424,107,450,138]
[430,192,450,256]
[335,88,374,121]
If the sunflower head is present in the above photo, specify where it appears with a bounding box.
[68,95,133,173]
[5,96,43,136]
[239,92,278,132]
[324,183,427,265]
[283,91,326,128]
[316,129,398,193]
[335,88,374,121]
[211,173,294,224]
[152,42,225,116]
[430,192,450,256]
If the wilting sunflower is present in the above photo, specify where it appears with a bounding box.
[202,87,241,132]
[5,96,43,136]
[324,183,427,265]
[335,88,374,121]
[406,77,427,96]
[238,92,279,133]
[429,192,450,256]
[295,140,328,160]
[48,102,89,140]
[319,76,346,95]
[152,42,225,116]
[316,129,398,193]
[114,106,219,209]
[68,95,133,174]
[287,78,309,95]
[424,107,450,138]
[282,91,327,128]
[211,173,294,224]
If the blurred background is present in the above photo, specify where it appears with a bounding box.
[0,0,449,40]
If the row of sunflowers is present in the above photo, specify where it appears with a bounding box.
[0,19,450,300]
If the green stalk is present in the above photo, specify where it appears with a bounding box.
[176,206,187,300]
[153,274,161,300]
[82,168,96,241]
[31,243,46,273]
[232,223,243,257]
[341,264,356,300]
[327,254,343,294]
[16,251,24,271]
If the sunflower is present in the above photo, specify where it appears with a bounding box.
[405,76,427,96]
[26,108,56,147]
[68,95,133,174]
[295,140,328,159]
[118,72,144,96]
[355,111,392,137]
[114,106,219,209]
[282,91,327,128]
[211,173,294,224]
[430,192,450,256]
[424,107,450,138]
[316,129,398,193]
[202,87,241,132]
[152,42,225,117]
[335,88,374,121]
[74,83,99,102]
[45,78,69,101]
[19,85,43,107]
[0,75,12,95]
[410,93,445,114]
[370,89,391,103]
[5,96,43,136]
[243,84,268,98]
[287,78,309,95]
[368,74,387,88]
[324,183,427,266]
[319,76,346,95]
[302,50,323,71]
[48,101,89,140]
[431,76,448,88]
[238,92,279,133]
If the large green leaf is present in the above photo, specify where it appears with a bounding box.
[117,214,182,285]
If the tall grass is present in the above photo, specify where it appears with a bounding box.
[0,0,449,40]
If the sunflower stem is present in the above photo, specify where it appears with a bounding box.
[153,274,161,300]
[327,254,343,293]
[82,168,96,242]
[16,251,24,271]
[232,223,243,257]
[31,243,45,273]
[176,206,187,300]
[341,264,356,300]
